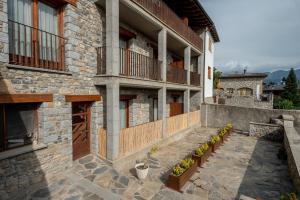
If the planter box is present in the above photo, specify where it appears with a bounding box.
[167,160,198,192]
[192,146,212,167]
[212,140,222,153]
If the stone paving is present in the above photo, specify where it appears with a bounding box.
[19,126,294,200]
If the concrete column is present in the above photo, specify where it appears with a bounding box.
[158,28,167,82]
[0,0,9,63]
[106,0,119,76]
[184,89,190,113]
[184,46,191,85]
[158,87,167,138]
[198,55,204,104]
[106,82,120,160]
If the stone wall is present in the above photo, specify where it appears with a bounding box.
[223,96,273,109]
[249,122,283,142]
[283,116,300,193]
[190,91,201,111]
[201,104,300,131]
[0,141,72,199]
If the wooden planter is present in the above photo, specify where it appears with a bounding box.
[167,161,198,192]
[192,146,212,167]
[212,140,222,153]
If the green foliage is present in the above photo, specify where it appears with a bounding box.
[172,165,184,176]
[150,145,159,155]
[172,158,195,176]
[195,143,209,156]
[281,68,300,107]
[210,135,220,144]
[274,97,294,110]
[213,67,222,89]
[280,192,299,200]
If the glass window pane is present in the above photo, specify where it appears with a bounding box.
[120,101,127,129]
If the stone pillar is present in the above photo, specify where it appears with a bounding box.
[158,87,167,138]
[158,28,167,82]
[282,115,295,129]
[0,0,9,63]
[184,46,191,85]
[184,89,190,113]
[106,0,119,76]
[106,82,120,160]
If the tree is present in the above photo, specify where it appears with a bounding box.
[213,67,222,89]
[282,68,300,106]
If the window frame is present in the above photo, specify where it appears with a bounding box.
[0,103,39,152]
[8,0,65,70]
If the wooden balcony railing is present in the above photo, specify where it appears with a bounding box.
[167,66,187,84]
[131,0,203,52]
[120,48,161,80]
[8,20,65,71]
[190,71,200,86]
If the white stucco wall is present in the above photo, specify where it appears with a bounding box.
[204,31,214,98]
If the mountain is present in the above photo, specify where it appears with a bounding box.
[264,69,300,84]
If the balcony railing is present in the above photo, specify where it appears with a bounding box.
[190,71,200,86]
[8,20,65,71]
[131,0,203,52]
[167,66,187,84]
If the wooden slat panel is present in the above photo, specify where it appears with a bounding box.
[119,120,162,156]
[189,110,201,126]
[98,128,107,158]
[0,94,53,104]
[167,113,189,136]
[65,95,101,102]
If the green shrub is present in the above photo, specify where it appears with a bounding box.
[274,98,294,110]
[172,165,184,176]
[210,135,220,144]
[280,192,299,200]
[180,158,194,170]
[195,143,209,156]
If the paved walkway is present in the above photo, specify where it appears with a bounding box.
[26,126,294,200]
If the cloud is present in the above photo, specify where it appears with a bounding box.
[200,0,300,73]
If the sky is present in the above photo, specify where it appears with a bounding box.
[199,0,300,73]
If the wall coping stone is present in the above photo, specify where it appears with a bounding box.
[0,143,48,161]
[249,121,281,127]
[283,114,295,121]
[6,64,73,76]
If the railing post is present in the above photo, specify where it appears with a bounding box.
[184,46,191,85]
[106,0,119,76]
[158,28,167,82]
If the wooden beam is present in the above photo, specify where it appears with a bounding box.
[65,95,101,102]
[0,94,53,104]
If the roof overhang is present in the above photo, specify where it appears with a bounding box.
[163,0,220,43]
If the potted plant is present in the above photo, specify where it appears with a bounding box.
[135,160,149,180]
[167,157,197,192]
[210,135,221,153]
[226,123,233,135]
[192,143,212,167]
[219,127,229,143]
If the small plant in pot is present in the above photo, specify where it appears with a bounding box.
[192,143,211,167]
[135,159,149,180]
[210,135,221,152]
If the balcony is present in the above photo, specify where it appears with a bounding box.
[167,66,187,84]
[130,0,203,52]
[8,20,65,71]
[97,47,162,81]
[190,71,200,86]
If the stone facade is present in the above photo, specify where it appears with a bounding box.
[249,122,283,142]
[218,76,273,109]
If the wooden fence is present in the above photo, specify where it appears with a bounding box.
[189,110,201,126]
[98,128,107,158]
[119,120,162,156]
[167,113,189,136]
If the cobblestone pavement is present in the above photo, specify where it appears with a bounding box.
[25,126,294,200]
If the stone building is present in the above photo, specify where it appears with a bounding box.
[218,73,273,109]
[0,0,219,198]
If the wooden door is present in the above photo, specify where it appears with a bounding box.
[170,102,183,117]
[72,102,91,160]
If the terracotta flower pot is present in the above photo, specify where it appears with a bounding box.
[167,161,198,192]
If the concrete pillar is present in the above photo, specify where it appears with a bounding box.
[158,28,167,81]
[184,89,190,113]
[106,82,120,160]
[198,55,204,104]
[0,0,9,63]
[158,87,167,138]
[106,0,119,76]
[184,46,191,85]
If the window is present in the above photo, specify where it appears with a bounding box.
[8,0,64,70]
[238,88,253,97]
[227,88,234,94]
[0,104,38,152]
[208,66,212,80]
